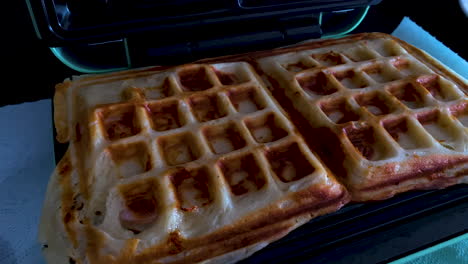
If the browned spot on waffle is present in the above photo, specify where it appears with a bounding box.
[450,101,468,116]
[390,57,430,77]
[450,102,468,127]
[218,154,266,195]
[144,78,174,100]
[312,51,346,66]
[179,66,213,91]
[362,63,399,83]
[58,155,72,177]
[203,122,246,154]
[416,110,440,125]
[57,152,79,248]
[169,167,213,211]
[167,231,185,255]
[362,155,468,192]
[417,75,460,102]
[390,57,410,70]
[455,169,468,177]
[332,70,369,89]
[227,86,266,113]
[107,142,152,177]
[265,142,316,183]
[355,91,397,116]
[345,126,378,160]
[119,178,159,232]
[292,184,333,202]
[64,212,72,223]
[158,133,202,166]
[72,194,84,212]
[388,82,427,109]
[75,123,82,142]
[212,64,251,86]
[214,69,239,86]
[146,100,185,131]
[188,93,227,122]
[245,112,288,143]
[283,61,312,72]
[100,104,141,141]
[320,98,360,124]
[417,75,442,97]
[296,71,339,96]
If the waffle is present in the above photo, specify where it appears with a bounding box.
[39,62,348,263]
[256,34,468,201]
[39,33,467,264]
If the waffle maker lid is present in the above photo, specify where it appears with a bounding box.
[26,0,382,73]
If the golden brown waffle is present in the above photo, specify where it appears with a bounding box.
[257,34,468,201]
[40,62,348,263]
[39,33,467,264]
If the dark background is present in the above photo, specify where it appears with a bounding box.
[1,0,466,107]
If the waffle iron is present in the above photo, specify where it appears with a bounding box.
[25,0,468,263]
[26,0,382,72]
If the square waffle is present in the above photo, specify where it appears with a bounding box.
[256,33,468,201]
[39,33,467,264]
[39,62,348,263]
